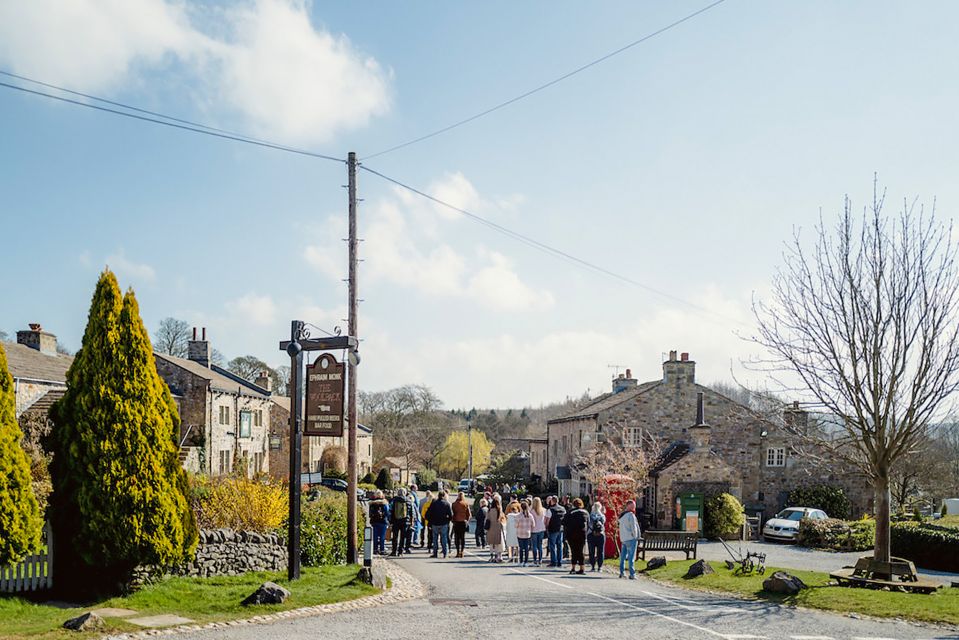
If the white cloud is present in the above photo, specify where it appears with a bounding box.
[303,172,554,311]
[0,0,390,143]
[106,251,157,283]
[227,293,277,326]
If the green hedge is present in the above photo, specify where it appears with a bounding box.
[282,494,366,566]
[797,517,875,551]
[891,521,959,573]
[786,485,851,520]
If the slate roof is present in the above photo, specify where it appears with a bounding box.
[650,442,691,476]
[3,341,73,384]
[547,381,662,424]
[154,352,270,398]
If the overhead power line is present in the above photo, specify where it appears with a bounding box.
[362,0,727,160]
[0,76,345,163]
[360,164,744,328]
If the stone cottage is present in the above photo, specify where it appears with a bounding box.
[268,395,373,481]
[546,351,872,527]
[5,323,72,419]
[154,329,272,477]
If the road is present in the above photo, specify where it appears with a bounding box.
[175,544,958,640]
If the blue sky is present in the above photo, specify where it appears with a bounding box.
[2,1,958,408]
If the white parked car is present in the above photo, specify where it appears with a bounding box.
[762,507,828,542]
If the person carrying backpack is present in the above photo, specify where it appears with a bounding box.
[587,501,607,571]
[390,488,412,556]
[544,496,566,567]
[368,490,390,555]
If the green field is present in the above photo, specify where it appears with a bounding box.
[0,565,378,640]
[613,558,959,626]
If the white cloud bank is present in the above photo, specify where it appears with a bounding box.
[0,0,390,144]
[303,172,554,312]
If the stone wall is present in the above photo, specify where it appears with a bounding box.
[175,529,287,578]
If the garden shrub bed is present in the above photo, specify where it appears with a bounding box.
[891,521,959,573]
[797,517,875,552]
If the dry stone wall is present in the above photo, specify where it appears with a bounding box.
[175,529,287,578]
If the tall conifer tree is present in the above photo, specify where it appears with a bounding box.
[0,343,43,565]
[51,270,196,592]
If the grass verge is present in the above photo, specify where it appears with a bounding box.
[613,558,959,626]
[0,565,378,640]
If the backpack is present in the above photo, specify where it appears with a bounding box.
[370,502,387,524]
[591,515,604,534]
[392,498,408,521]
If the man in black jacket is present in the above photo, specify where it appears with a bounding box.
[425,490,454,558]
[545,496,566,567]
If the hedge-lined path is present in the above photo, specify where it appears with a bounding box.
[170,547,953,640]
[695,541,959,584]
[101,560,424,640]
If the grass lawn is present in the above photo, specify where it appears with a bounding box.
[936,515,959,529]
[609,558,959,626]
[0,565,378,640]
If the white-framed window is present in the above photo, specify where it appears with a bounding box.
[218,450,232,474]
[239,411,252,438]
[219,405,231,425]
[766,447,786,467]
[625,427,643,447]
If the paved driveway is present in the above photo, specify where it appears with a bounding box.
[173,544,958,640]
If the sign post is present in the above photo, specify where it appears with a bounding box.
[280,326,357,581]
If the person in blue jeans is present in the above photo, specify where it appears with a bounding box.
[544,495,567,567]
[618,500,641,579]
[368,491,390,555]
[425,490,454,558]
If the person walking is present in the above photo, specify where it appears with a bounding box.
[485,496,507,563]
[587,501,607,572]
[529,496,547,566]
[426,490,453,558]
[451,491,472,557]
[563,498,590,575]
[419,490,434,550]
[389,488,412,556]
[368,490,390,555]
[515,500,534,566]
[618,500,641,579]
[504,500,521,563]
[406,487,420,554]
[474,498,489,549]
[544,496,566,567]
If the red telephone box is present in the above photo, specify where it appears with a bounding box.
[593,474,636,558]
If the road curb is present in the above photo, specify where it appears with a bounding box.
[101,561,425,640]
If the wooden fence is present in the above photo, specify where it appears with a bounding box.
[0,523,52,592]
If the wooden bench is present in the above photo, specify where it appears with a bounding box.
[638,531,698,560]
[830,557,941,595]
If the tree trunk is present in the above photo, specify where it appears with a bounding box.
[874,476,891,564]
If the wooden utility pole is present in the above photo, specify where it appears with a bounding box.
[287,320,304,580]
[346,151,359,564]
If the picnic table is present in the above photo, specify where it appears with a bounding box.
[830,556,940,594]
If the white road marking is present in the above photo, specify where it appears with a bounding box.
[851,637,900,640]
[723,636,767,639]
[641,589,744,613]
[790,637,836,640]
[464,551,573,589]
[587,591,728,638]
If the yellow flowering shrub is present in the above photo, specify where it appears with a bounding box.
[191,474,287,533]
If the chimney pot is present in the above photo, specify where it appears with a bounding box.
[29,323,41,331]
[625,368,632,379]
[192,327,197,340]
[681,352,689,362]
[202,327,206,340]
[669,350,678,361]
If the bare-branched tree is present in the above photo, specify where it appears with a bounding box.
[751,179,959,564]
[153,317,191,357]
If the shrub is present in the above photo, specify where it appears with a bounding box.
[704,493,745,539]
[0,344,43,565]
[416,468,437,487]
[190,474,287,533]
[797,517,875,551]
[891,521,959,572]
[359,483,377,492]
[49,271,197,593]
[374,468,394,490]
[360,472,375,485]
[786,484,851,519]
[286,494,366,566]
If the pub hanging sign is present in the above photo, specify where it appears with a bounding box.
[305,353,345,437]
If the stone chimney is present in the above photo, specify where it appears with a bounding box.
[254,370,272,392]
[187,327,211,368]
[689,391,711,452]
[612,368,637,394]
[662,350,695,384]
[784,400,808,432]
[17,323,58,356]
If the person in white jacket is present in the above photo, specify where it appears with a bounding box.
[617,500,641,579]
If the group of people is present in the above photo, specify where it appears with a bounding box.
[367,485,474,558]
[368,483,644,579]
